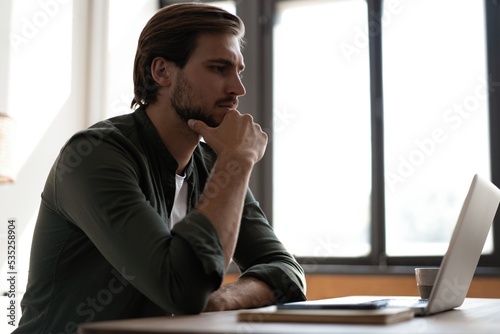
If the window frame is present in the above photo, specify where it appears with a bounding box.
[160,0,500,275]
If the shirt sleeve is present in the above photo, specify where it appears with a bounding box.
[51,131,225,314]
[232,189,307,303]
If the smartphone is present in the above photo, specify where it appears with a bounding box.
[277,299,389,310]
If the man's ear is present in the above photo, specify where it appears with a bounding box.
[151,57,173,86]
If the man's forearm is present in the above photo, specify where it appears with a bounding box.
[195,155,253,270]
[204,277,275,312]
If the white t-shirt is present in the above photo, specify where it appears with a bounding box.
[170,173,188,227]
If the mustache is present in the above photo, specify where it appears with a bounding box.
[215,97,238,107]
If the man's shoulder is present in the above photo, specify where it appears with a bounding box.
[89,112,137,137]
[66,112,139,148]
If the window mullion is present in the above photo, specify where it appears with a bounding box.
[485,0,500,266]
[367,0,386,266]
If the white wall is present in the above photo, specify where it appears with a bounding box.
[0,0,158,330]
[0,0,13,113]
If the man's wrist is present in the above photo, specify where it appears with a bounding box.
[215,153,254,176]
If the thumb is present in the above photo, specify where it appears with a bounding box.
[187,119,210,135]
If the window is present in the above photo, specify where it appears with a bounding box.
[272,0,372,257]
[160,0,500,272]
[382,0,491,257]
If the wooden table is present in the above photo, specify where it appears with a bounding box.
[78,297,500,334]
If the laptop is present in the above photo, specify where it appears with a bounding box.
[279,174,500,316]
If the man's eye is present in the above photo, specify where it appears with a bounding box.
[212,66,225,73]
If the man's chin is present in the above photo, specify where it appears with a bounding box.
[195,117,219,128]
[175,110,218,128]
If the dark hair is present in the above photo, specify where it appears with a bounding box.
[130,3,245,109]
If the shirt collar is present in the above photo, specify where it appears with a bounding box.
[133,106,196,178]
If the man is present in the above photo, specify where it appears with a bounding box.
[14,3,306,333]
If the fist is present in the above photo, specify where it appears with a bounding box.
[188,110,268,166]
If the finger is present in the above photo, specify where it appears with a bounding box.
[187,119,210,135]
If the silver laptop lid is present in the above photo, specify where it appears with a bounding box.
[427,174,500,314]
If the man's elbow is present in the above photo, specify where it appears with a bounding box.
[167,283,213,315]
[163,271,220,315]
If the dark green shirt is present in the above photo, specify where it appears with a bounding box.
[15,108,306,334]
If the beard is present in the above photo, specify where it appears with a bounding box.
[171,71,219,128]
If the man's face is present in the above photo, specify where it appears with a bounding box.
[170,33,246,128]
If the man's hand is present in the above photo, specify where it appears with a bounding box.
[204,277,275,312]
[187,109,268,167]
